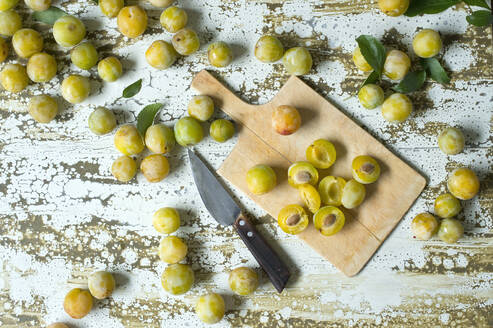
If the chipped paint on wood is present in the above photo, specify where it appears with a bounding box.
[0,0,492,327]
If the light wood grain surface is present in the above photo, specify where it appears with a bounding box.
[0,0,492,327]
[193,70,426,277]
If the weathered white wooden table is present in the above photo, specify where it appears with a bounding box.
[0,0,492,327]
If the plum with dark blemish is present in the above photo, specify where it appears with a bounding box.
[411,213,439,240]
[172,28,199,55]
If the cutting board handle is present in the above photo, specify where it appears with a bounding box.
[191,70,256,122]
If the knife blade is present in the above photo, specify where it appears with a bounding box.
[188,148,291,293]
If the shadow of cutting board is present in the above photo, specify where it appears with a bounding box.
[191,70,426,276]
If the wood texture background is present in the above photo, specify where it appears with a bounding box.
[0,0,491,327]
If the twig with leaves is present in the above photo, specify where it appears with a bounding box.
[405,0,493,27]
[356,35,450,94]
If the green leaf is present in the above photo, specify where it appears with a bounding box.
[123,79,143,98]
[361,71,380,88]
[32,7,67,25]
[405,0,461,17]
[466,10,493,26]
[355,35,386,76]
[421,58,450,85]
[464,0,490,9]
[392,71,427,93]
[91,0,99,3]
[137,103,163,137]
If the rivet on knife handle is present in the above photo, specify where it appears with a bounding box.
[233,213,291,293]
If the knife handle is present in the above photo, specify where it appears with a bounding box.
[234,213,291,293]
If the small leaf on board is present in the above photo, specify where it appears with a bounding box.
[123,79,143,98]
[421,58,450,85]
[355,35,386,76]
[361,71,380,88]
[32,7,67,25]
[466,10,493,26]
[392,71,427,93]
[463,0,491,9]
[405,0,461,17]
[137,103,163,137]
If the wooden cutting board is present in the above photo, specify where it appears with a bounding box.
[191,70,426,277]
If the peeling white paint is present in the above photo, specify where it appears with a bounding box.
[0,0,491,327]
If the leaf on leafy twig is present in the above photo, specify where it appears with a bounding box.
[123,79,143,98]
[361,71,380,88]
[392,71,427,93]
[421,58,450,85]
[463,0,490,9]
[137,103,163,137]
[356,35,386,76]
[466,10,493,26]
[32,7,67,25]
[405,0,461,17]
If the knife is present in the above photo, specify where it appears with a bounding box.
[188,148,291,293]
